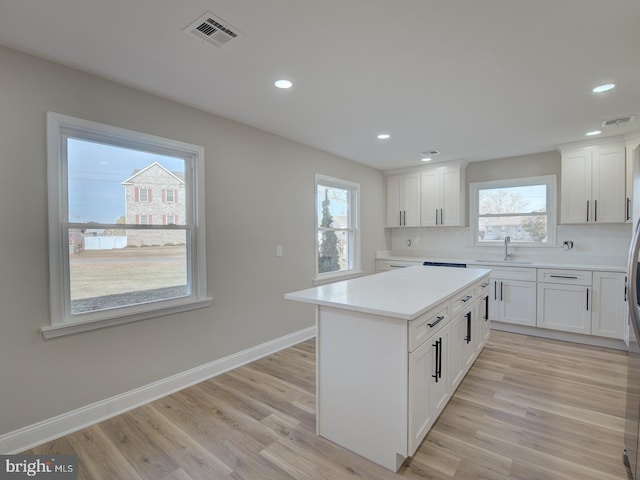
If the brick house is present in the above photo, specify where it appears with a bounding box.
[121,162,186,247]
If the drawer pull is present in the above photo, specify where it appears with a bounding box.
[461,295,473,303]
[428,316,445,328]
[549,275,578,279]
[389,265,408,268]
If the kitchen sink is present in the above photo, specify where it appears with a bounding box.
[474,259,533,265]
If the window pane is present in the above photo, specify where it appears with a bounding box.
[67,138,186,224]
[317,185,350,228]
[478,185,547,215]
[317,230,351,273]
[478,215,548,243]
[69,229,188,314]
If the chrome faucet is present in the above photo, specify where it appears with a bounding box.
[504,236,511,261]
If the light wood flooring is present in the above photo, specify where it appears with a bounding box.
[25,330,631,479]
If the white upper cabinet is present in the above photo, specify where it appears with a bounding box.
[627,137,640,224]
[560,144,626,224]
[420,167,462,226]
[386,173,421,227]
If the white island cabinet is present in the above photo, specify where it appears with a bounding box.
[285,265,491,471]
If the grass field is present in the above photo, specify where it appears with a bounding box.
[69,246,187,303]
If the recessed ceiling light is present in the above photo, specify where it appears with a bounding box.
[421,157,432,162]
[274,79,293,89]
[592,83,615,93]
[377,133,391,140]
[586,130,602,136]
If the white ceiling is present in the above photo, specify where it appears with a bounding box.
[1,0,639,170]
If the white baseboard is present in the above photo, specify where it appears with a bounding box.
[0,326,316,454]
[491,322,627,350]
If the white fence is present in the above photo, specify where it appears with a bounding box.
[84,236,128,250]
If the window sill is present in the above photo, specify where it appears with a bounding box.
[313,270,364,286]
[41,297,212,339]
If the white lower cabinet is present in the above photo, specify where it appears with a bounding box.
[591,271,627,339]
[537,282,591,334]
[489,279,537,326]
[408,325,449,455]
[449,311,466,391]
[477,291,491,351]
[407,278,488,456]
[537,269,592,335]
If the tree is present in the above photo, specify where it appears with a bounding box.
[318,189,340,273]
[522,215,546,242]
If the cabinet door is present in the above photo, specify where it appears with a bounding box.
[431,328,450,416]
[441,168,461,226]
[403,173,421,227]
[591,272,626,339]
[537,282,591,334]
[591,146,626,223]
[461,310,475,370]
[626,144,634,223]
[420,171,439,226]
[408,330,447,455]
[561,150,591,224]
[449,313,466,391]
[476,294,490,353]
[386,175,403,227]
[488,280,500,321]
[499,280,537,326]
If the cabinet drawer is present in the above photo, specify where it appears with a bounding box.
[474,279,491,297]
[488,266,537,282]
[376,260,421,272]
[451,286,476,317]
[537,268,592,286]
[409,300,450,352]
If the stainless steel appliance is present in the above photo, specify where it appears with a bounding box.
[624,144,640,477]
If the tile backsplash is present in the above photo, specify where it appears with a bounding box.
[388,223,632,267]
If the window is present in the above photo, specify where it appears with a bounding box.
[138,188,150,202]
[470,175,557,246]
[45,112,210,338]
[165,189,175,202]
[315,175,360,282]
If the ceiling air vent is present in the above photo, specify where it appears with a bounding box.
[421,149,441,156]
[184,12,242,47]
[601,115,635,127]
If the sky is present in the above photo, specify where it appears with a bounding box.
[67,138,185,224]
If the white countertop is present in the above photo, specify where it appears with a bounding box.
[375,252,626,273]
[285,265,491,320]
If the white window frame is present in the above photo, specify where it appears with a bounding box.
[166,189,175,202]
[44,112,210,338]
[314,174,361,284]
[470,175,557,247]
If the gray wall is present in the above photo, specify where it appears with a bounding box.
[0,45,387,435]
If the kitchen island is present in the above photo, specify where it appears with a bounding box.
[285,265,491,471]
